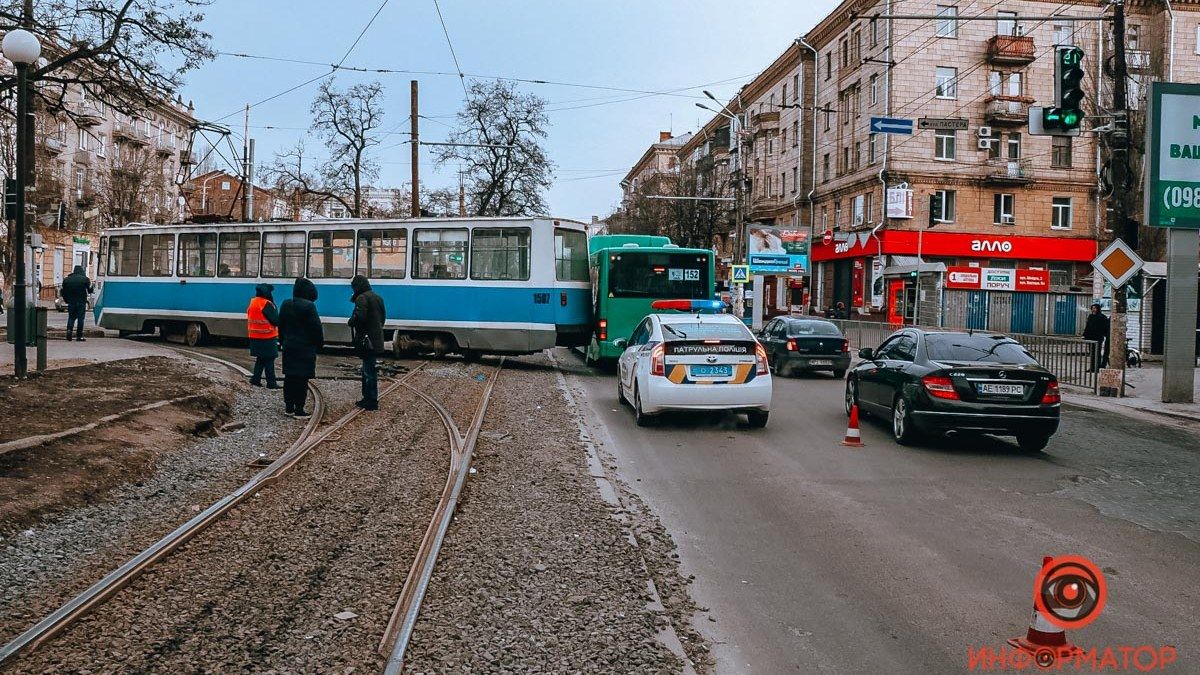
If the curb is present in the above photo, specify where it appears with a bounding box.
[1062,395,1200,425]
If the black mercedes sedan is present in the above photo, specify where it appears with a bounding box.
[758,317,851,378]
[844,329,1061,451]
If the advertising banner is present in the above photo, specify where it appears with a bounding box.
[748,226,809,273]
[886,188,913,219]
[944,266,1050,292]
[1145,82,1200,229]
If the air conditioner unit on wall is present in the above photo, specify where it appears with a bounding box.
[978,138,995,150]
[978,126,993,137]
[1001,215,1015,224]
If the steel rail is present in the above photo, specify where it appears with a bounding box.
[379,358,505,673]
[0,354,422,664]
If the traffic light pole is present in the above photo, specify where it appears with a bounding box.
[1107,1,1132,379]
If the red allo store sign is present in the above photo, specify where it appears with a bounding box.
[810,230,1097,262]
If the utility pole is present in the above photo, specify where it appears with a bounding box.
[1108,1,1131,376]
[9,0,36,378]
[242,104,251,222]
[458,170,466,216]
[246,139,255,221]
[410,80,420,218]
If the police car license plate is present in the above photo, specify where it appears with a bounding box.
[690,365,732,378]
[978,383,1024,395]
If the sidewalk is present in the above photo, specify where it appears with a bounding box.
[1063,364,1200,427]
[0,336,178,372]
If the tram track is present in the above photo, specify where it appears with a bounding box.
[1,351,507,672]
[0,350,422,666]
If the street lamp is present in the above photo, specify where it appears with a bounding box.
[3,28,41,378]
[699,93,749,320]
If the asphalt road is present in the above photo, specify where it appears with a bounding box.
[560,350,1200,673]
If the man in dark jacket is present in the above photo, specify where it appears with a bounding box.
[247,283,280,388]
[278,277,324,418]
[348,274,386,411]
[1082,303,1111,371]
[61,265,93,341]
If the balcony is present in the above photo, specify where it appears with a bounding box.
[155,139,175,156]
[113,122,147,145]
[178,149,194,165]
[986,35,1035,65]
[38,136,65,154]
[751,110,779,135]
[984,96,1032,126]
[71,103,104,127]
[1127,49,1151,72]
[984,158,1034,185]
[73,149,92,166]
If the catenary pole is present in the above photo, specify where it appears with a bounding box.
[1108,1,1131,378]
[410,80,419,218]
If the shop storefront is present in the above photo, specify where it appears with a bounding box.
[810,230,1098,326]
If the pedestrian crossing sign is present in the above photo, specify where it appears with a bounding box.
[731,265,751,284]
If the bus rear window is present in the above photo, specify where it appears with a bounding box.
[608,252,709,299]
[659,322,752,341]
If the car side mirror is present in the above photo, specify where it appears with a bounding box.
[613,338,628,349]
[858,347,874,360]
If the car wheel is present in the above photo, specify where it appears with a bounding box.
[747,410,769,428]
[833,368,846,379]
[634,386,655,427]
[617,375,628,406]
[184,322,204,347]
[845,378,859,417]
[1017,434,1051,452]
[891,395,920,445]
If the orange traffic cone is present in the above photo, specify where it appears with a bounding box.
[1008,557,1083,668]
[841,404,864,447]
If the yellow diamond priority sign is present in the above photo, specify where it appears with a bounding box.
[1092,239,1144,289]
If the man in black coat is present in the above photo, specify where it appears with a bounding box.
[1082,303,1110,371]
[278,277,324,418]
[61,265,93,342]
[348,274,386,411]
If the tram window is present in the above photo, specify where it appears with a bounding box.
[308,230,355,278]
[261,231,306,278]
[140,233,175,277]
[555,228,589,281]
[107,235,140,276]
[177,232,217,277]
[357,228,406,279]
[217,232,261,278]
[471,227,530,281]
[97,237,107,277]
[412,228,468,279]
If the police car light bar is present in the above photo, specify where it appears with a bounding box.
[650,299,727,312]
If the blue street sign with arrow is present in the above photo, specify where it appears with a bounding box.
[870,116,914,135]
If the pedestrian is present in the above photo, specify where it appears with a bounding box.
[1082,303,1111,371]
[246,283,280,389]
[61,265,93,342]
[278,277,324,419]
[348,274,386,411]
[834,302,848,319]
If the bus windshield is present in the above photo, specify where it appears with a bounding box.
[607,252,710,299]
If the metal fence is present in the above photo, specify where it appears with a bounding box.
[942,290,1092,336]
[830,319,1098,390]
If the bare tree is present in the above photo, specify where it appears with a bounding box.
[611,160,734,251]
[0,0,214,121]
[94,143,172,227]
[310,79,385,216]
[263,141,341,220]
[436,80,553,217]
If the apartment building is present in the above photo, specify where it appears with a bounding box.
[185,170,289,222]
[619,131,693,206]
[807,0,1200,324]
[2,68,197,300]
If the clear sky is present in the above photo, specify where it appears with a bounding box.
[180,0,832,221]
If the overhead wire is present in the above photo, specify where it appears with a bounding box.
[431,0,469,97]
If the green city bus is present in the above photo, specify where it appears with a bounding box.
[585,235,717,365]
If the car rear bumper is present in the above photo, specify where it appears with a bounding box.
[781,353,851,371]
[642,376,772,413]
[911,408,1060,437]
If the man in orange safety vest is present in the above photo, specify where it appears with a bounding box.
[247,283,281,388]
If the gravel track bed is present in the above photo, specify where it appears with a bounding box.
[404,353,682,673]
[0,383,309,647]
[6,364,483,672]
[405,360,494,432]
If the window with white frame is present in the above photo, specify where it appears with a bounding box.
[1054,19,1075,46]
[871,17,881,46]
[792,120,799,146]
[936,5,958,38]
[997,11,1018,37]
[933,189,956,222]
[852,194,865,226]
[993,193,1015,224]
[792,167,798,192]
[865,192,874,222]
[823,153,830,182]
[96,133,106,158]
[1007,132,1021,160]
[934,130,956,160]
[935,66,958,98]
[834,201,842,228]
[854,141,862,170]
[869,133,878,163]
[870,73,879,104]
[77,128,88,151]
[1051,197,1073,229]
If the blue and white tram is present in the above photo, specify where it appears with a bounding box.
[93,216,594,355]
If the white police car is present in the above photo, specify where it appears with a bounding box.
[615,300,772,428]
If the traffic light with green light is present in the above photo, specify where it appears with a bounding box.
[1043,46,1085,134]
